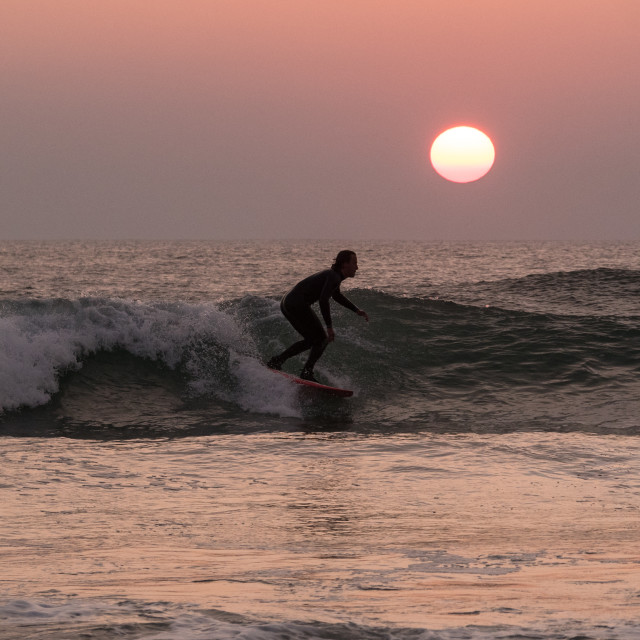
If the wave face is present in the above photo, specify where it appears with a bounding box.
[2,280,640,436]
[0,298,260,429]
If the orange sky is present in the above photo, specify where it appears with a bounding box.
[2,1,640,240]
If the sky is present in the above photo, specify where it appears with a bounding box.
[2,1,639,241]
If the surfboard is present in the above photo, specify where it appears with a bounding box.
[270,369,353,397]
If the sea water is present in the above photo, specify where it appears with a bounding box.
[1,240,639,639]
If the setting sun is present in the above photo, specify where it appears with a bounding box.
[430,126,495,183]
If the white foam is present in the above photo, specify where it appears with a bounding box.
[0,299,248,414]
[232,354,302,419]
[0,297,347,419]
[0,314,81,411]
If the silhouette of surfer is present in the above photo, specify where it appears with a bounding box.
[267,250,369,382]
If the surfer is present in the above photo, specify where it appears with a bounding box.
[267,250,369,382]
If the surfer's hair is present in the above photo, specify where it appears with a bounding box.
[331,250,356,271]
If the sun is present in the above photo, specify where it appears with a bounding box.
[430,126,495,183]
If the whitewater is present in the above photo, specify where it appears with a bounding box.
[1,240,639,639]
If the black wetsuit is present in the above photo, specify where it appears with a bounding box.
[273,268,360,374]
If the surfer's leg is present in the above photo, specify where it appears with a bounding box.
[267,300,307,368]
[268,338,311,368]
[288,305,327,380]
[300,338,328,381]
[269,302,326,373]
[295,311,326,379]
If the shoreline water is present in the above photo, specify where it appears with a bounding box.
[2,431,640,639]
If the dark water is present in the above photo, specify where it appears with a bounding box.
[1,241,640,639]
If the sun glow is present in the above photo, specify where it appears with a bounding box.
[430,126,495,183]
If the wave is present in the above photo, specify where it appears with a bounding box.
[0,297,254,413]
[2,291,640,435]
[357,288,640,379]
[4,596,632,640]
[498,266,640,290]
[6,596,631,640]
[458,267,640,316]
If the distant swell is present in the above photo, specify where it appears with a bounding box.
[458,267,640,316]
[376,293,640,388]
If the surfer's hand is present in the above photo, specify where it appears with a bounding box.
[327,328,335,342]
[357,309,369,322]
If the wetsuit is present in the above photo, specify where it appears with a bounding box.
[271,268,360,375]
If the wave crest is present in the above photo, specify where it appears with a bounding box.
[0,298,248,413]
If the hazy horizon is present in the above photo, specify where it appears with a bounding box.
[3,1,639,242]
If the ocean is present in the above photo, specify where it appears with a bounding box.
[1,240,639,639]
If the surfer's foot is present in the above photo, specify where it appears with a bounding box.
[266,356,283,370]
[300,368,318,383]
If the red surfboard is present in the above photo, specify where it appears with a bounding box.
[270,369,353,397]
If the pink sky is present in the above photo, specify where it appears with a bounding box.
[2,1,639,240]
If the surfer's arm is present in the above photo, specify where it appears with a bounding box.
[332,290,361,314]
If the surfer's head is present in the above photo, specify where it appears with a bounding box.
[332,250,358,278]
